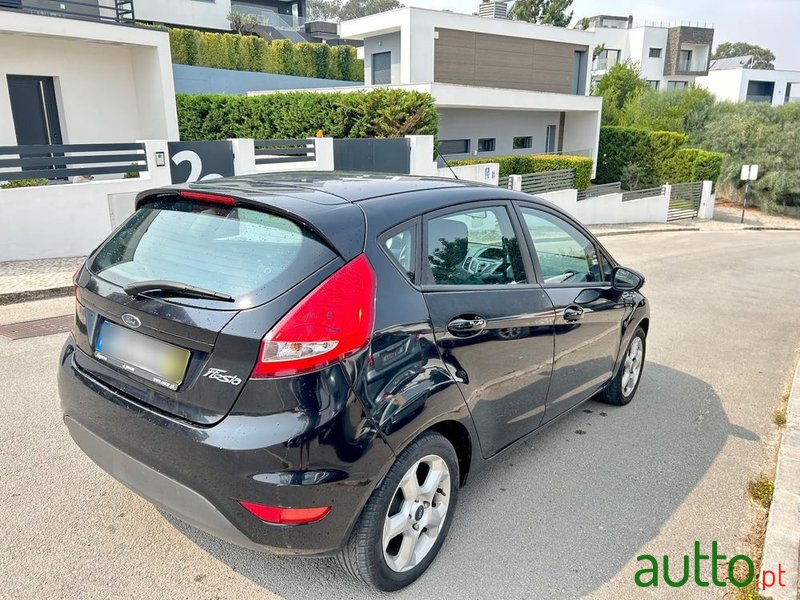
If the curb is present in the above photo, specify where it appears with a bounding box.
[743,227,800,232]
[760,359,800,600]
[592,226,700,237]
[0,286,72,306]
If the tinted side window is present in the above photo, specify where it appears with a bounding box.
[519,208,602,284]
[425,206,526,286]
[383,226,416,283]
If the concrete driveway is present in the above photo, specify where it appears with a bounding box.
[2,230,799,599]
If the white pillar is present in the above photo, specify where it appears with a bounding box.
[228,138,257,175]
[509,174,523,192]
[406,135,437,176]
[139,140,172,186]
[697,180,716,220]
[313,137,335,171]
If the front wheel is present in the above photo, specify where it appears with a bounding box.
[601,327,646,406]
[337,431,459,591]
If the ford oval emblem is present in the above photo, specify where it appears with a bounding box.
[121,313,141,329]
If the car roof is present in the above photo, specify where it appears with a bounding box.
[172,171,495,205]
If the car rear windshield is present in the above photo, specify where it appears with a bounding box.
[88,197,337,307]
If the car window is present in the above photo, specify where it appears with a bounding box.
[599,252,614,282]
[89,197,336,306]
[519,208,602,284]
[425,206,526,286]
[383,226,416,283]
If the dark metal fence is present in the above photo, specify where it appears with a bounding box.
[254,139,315,165]
[0,143,147,181]
[510,169,575,194]
[621,186,666,202]
[0,0,136,25]
[576,181,621,201]
[668,181,703,221]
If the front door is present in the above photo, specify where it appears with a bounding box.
[515,204,628,422]
[7,75,63,146]
[421,202,556,458]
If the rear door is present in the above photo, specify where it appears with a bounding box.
[514,203,628,422]
[420,201,556,458]
[75,193,351,425]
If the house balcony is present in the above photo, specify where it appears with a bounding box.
[0,0,135,25]
[230,2,306,30]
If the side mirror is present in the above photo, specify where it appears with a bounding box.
[611,266,645,292]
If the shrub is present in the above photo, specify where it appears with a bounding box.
[1,178,49,189]
[449,154,593,189]
[597,126,722,187]
[176,89,438,141]
[168,29,363,82]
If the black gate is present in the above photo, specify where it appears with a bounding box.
[333,138,411,174]
[668,182,703,221]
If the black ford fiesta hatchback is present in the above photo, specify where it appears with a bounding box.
[59,173,648,591]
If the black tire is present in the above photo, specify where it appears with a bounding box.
[337,431,459,591]
[601,327,646,406]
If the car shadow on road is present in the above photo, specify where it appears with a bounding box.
[163,362,757,600]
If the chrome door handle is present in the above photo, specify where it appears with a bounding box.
[447,316,487,337]
[563,306,584,322]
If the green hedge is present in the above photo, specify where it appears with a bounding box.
[597,126,722,186]
[169,29,364,82]
[661,148,725,184]
[176,89,438,140]
[449,154,593,189]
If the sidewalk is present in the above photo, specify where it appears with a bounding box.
[0,256,84,305]
[760,359,800,600]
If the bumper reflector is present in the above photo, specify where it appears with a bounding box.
[239,501,331,524]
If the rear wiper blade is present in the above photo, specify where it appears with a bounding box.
[123,280,235,302]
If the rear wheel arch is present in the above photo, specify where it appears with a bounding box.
[426,420,473,486]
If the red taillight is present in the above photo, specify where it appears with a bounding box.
[239,501,331,524]
[179,190,236,205]
[251,254,376,379]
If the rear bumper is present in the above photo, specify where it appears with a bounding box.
[58,338,393,556]
[65,416,270,552]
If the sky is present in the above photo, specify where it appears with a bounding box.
[403,0,800,70]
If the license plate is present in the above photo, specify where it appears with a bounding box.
[94,321,190,391]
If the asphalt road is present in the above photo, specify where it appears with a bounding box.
[2,230,799,600]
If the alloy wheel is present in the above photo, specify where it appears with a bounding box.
[382,454,451,573]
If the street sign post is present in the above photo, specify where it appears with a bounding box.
[739,165,760,224]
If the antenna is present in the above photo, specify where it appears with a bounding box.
[434,145,459,180]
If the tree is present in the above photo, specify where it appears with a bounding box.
[308,0,403,21]
[621,85,716,136]
[576,17,590,30]
[306,0,343,21]
[712,42,776,70]
[227,10,258,34]
[508,0,573,27]
[593,61,648,125]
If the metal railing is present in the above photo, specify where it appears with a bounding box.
[0,142,147,182]
[254,139,315,166]
[622,186,666,201]
[746,95,773,104]
[0,0,135,24]
[230,3,305,29]
[667,181,703,221]
[510,170,575,194]
[577,182,621,201]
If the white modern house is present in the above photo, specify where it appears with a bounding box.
[586,15,714,90]
[0,1,179,147]
[696,56,800,106]
[259,6,602,174]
